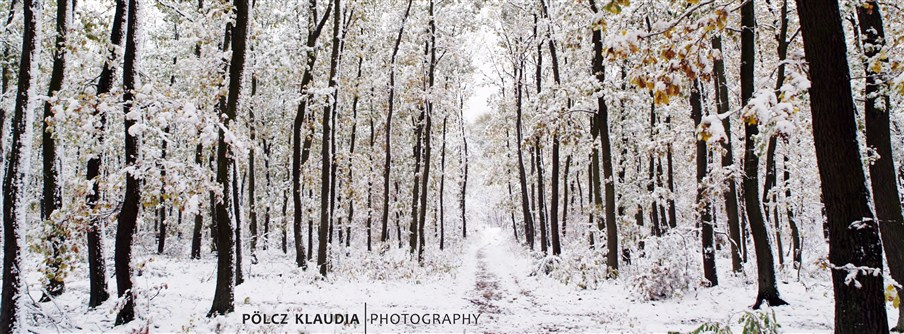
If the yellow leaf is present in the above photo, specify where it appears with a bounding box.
[603,1,621,14]
[688,0,699,4]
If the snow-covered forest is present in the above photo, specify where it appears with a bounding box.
[0,0,902,331]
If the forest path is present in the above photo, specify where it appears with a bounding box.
[465,227,616,332]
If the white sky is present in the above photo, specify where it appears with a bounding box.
[462,10,500,123]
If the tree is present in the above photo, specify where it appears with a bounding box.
[691,80,717,286]
[740,0,786,308]
[711,35,743,273]
[40,0,73,301]
[114,0,141,324]
[209,0,251,316]
[292,0,332,268]
[381,0,413,245]
[857,1,904,330]
[85,0,126,308]
[1,0,38,330]
[318,0,341,277]
[795,0,888,331]
[589,0,618,273]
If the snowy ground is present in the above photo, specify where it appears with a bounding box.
[23,225,898,333]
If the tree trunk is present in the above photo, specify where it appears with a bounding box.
[692,80,717,286]
[39,0,72,301]
[515,61,533,249]
[796,0,889,331]
[763,0,791,269]
[741,0,786,308]
[550,136,562,256]
[710,36,743,272]
[293,0,331,269]
[157,126,169,255]
[318,0,341,277]
[113,0,141,324]
[439,117,447,250]
[409,110,425,254]
[857,1,904,330]
[232,164,243,286]
[367,117,375,251]
[84,0,124,308]
[590,0,617,273]
[459,96,469,238]
[1,0,36,329]
[209,0,250,316]
[248,73,258,263]
[381,0,414,244]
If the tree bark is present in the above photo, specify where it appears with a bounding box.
[1,0,36,329]
[292,0,331,269]
[857,1,904,330]
[209,0,250,316]
[796,0,888,331]
[317,0,341,277]
[459,96,469,238]
[113,0,141,324]
[590,0,617,273]
[40,0,72,301]
[381,0,414,244]
[692,80,717,286]
[84,0,123,305]
[711,35,743,272]
[741,0,786,308]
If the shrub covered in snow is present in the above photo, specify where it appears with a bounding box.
[627,232,697,301]
[531,248,610,289]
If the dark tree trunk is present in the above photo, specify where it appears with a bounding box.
[857,1,904,330]
[439,117,447,250]
[281,189,288,254]
[113,0,141,324]
[459,96,469,238]
[796,0,889,331]
[662,125,676,230]
[741,0,786,308]
[562,156,571,238]
[1,0,36,329]
[381,0,414,244]
[85,0,124,308]
[417,0,436,262]
[367,117,375,251]
[262,139,271,251]
[191,141,204,259]
[293,0,331,269]
[318,0,341,277]
[550,137,562,256]
[711,35,743,272]
[40,0,72,301]
[515,61,533,249]
[590,0,617,274]
[783,155,801,267]
[763,0,790,269]
[248,74,258,263]
[692,80,717,286]
[505,129,519,242]
[345,56,362,252]
[157,126,169,255]
[232,164,243,286]
[409,110,425,255]
[535,144,549,254]
[209,0,250,316]
[417,111,432,263]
